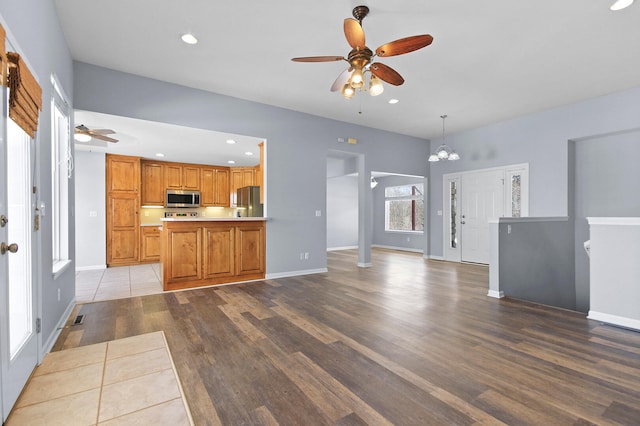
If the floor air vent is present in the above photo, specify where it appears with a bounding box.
[72,314,85,325]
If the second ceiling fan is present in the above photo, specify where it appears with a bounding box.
[291,5,433,98]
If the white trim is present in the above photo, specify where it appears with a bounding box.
[265,268,328,280]
[327,246,358,252]
[41,299,76,355]
[425,254,444,260]
[588,311,640,332]
[357,262,372,268]
[52,259,72,279]
[487,290,505,299]
[498,216,569,223]
[75,265,107,271]
[587,217,640,226]
[372,244,423,254]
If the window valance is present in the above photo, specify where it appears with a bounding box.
[7,52,42,138]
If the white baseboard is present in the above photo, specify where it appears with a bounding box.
[41,298,76,357]
[76,264,107,271]
[266,268,328,280]
[357,262,372,268]
[372,244,423,254]
[487,290,505,299]
[327,246,358,252]
[426,255,444,260]
[588,310,640,331]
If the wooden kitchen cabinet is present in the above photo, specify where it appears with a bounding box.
[107,192,139,265]
[164,163,201,191]
[161,220,265,291]
[140,226,162,262]
[141,161,165,206]
[201,167,230,207]
[203,224,235,279]
[230,167,256,206]
[165,164,183,189]
[106,154,140,193]
[106,154,140,266]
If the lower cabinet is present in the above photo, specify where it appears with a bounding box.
[162,220,265,291]
[140,226,162,263]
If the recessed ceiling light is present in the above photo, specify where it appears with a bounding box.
[155,153,165,157]
[181,33,198,45]
[245,152,253,156]
[226,139,237,144]
[388,99,399,104]
[227,160,236,164]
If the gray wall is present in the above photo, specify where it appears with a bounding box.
[327,175,358,250]
[74,150,106,268]
[428,87,640,258]
[0,1,75,347]
[73,62,431,275]
[573,131,640,312]
[499,219,576,310]
[372,175,426,252]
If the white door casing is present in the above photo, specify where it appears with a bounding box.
[443,163,528,264]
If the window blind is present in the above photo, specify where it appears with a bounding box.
[7,52,42,138]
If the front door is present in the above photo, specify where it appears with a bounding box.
[460,169,504,264]
[0,81,39,421]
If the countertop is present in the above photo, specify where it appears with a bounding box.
[160,217,268,222]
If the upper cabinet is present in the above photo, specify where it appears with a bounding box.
[141,161,165,206]
[201,167,230,207]
[165,163,201,191]
[107,154,140,193]
[230,167,257,206]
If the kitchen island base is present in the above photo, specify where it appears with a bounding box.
[161,219,266,291]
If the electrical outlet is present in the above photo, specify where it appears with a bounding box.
[304,252,309,260]
[299,253,304,260]
[508,225,512,234]
[57,288,61,301]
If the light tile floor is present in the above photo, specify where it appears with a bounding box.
[76,263,163,303]
[6,331,193,425]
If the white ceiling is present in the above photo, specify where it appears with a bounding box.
[55,0,640,143]
[74,110,262,167]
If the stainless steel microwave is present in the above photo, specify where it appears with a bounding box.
[166,190,200,208]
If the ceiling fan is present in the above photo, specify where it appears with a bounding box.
[291,5,433,98]
[74,124,118,143]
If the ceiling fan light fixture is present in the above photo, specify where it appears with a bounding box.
[369,75,384,96]
[342,83,355,99]
[610,0,634,10]
[349,68,365,89]
[74,133,92,143]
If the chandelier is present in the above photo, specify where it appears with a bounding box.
[428,115,460,162]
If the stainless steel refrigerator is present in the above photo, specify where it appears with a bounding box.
[237,186,263,217]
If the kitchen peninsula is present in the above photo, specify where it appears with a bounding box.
[160,217,266,291]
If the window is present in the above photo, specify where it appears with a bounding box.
[385,183,424,232]
[51,76,72,274]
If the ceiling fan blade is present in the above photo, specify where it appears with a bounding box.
[370,62,405,86]
[91,134,119,143]
[291,56,345,63]
[330,68,352,92]
[375,34,433,57]
[344,18,365,50]
[87,129,115,135]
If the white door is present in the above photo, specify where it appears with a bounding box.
[0,86,39,420]
[460,169,504,264]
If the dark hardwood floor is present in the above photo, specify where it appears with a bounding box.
[54,249,640,425]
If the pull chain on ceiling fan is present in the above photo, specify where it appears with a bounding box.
[291,5,433,99]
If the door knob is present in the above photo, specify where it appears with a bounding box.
[1,242,18,255]
[461,221,466,225]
